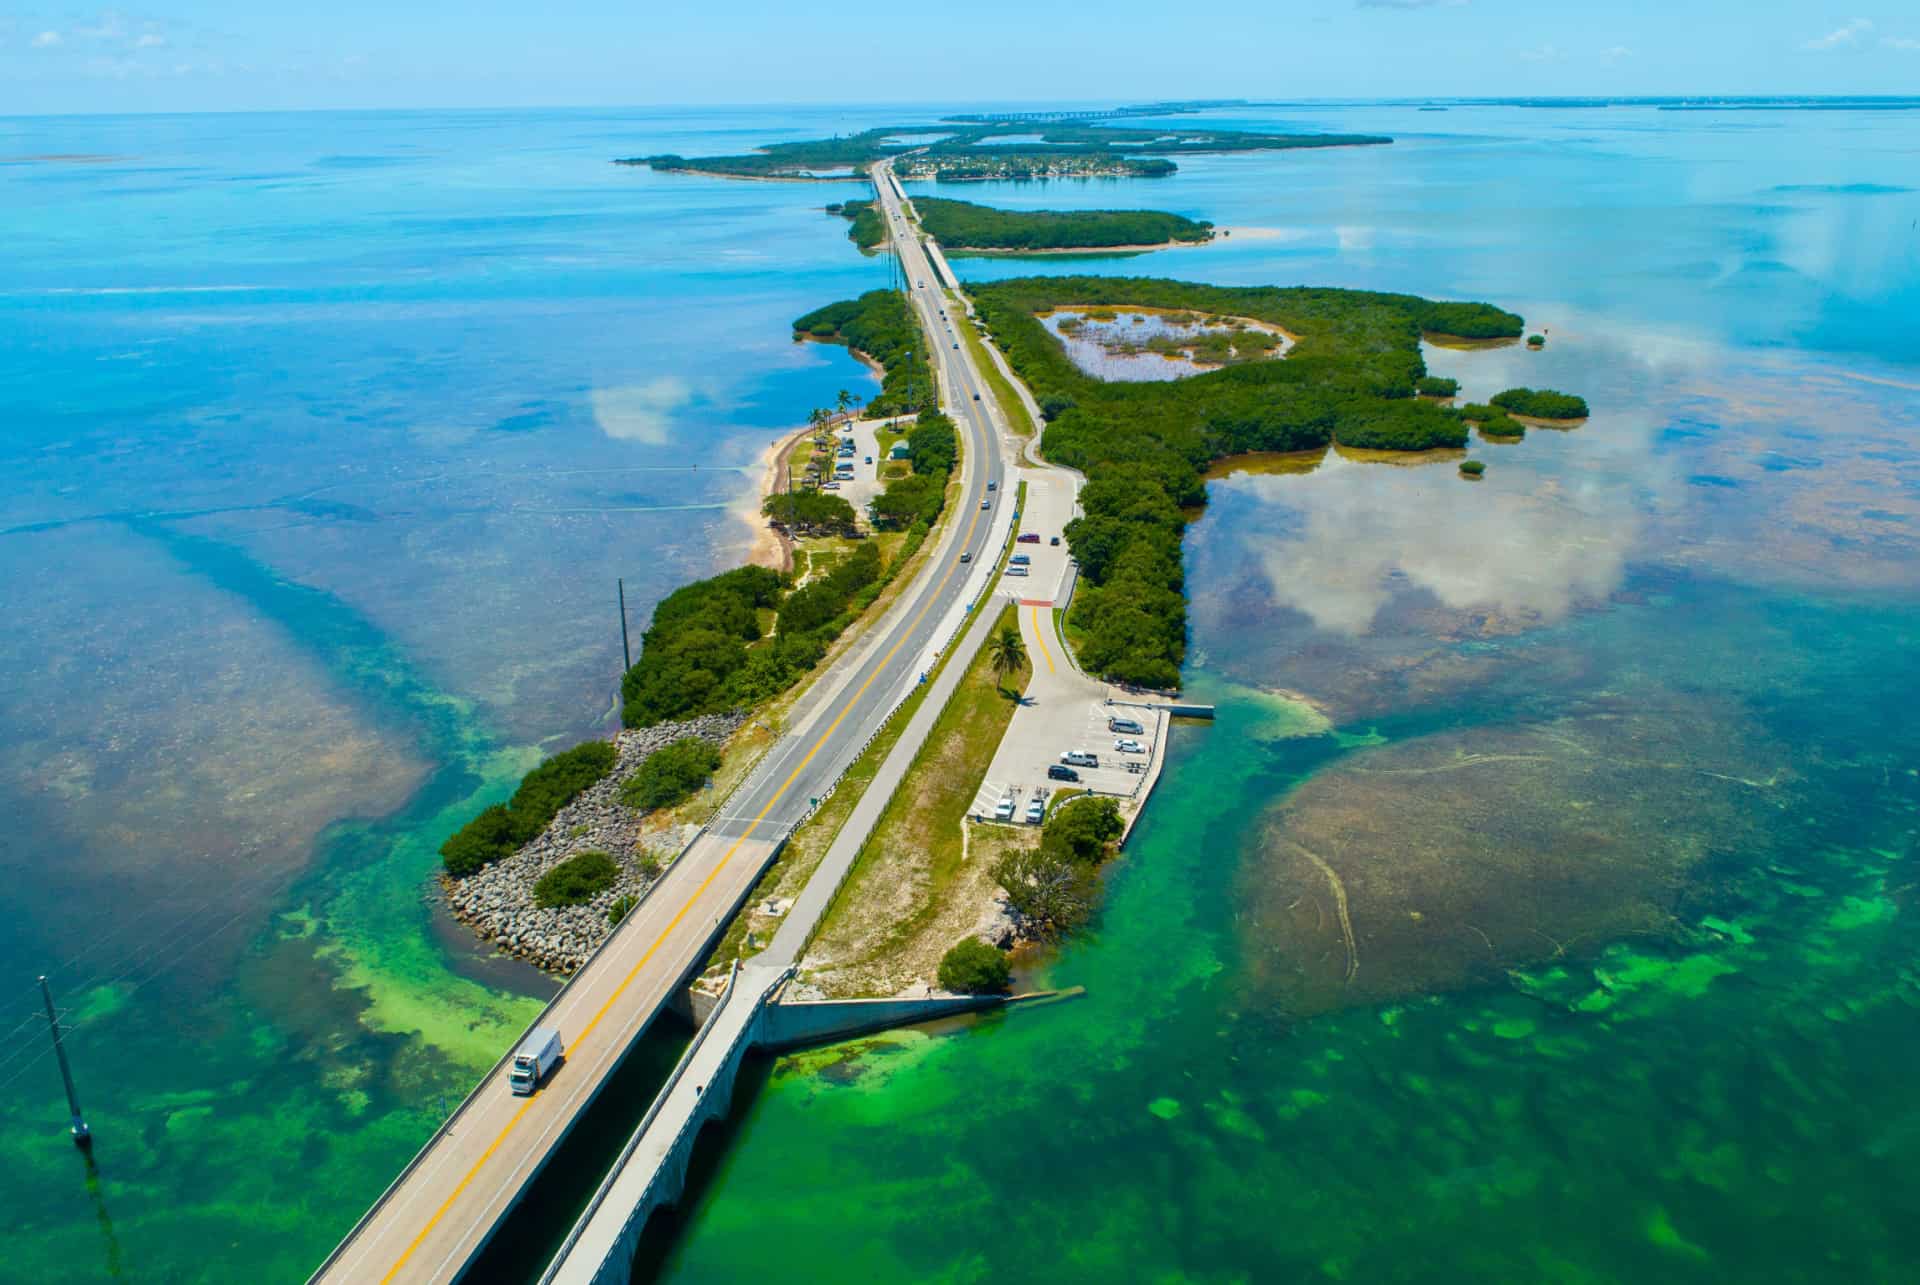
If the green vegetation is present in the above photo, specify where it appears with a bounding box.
[825,198,885,249]
[1416,375,1460,397]
[991,795,1126,941]
[607,893,637,927]
[619,565,785,726]
[762,490,857,537]
[619,737,723,811]
[987,622,1028,695]
[912,197,1212,251]
[867,410,956,531]
[794,291,934,419]
[1491,387,1589,419]
[1527,332,1547,348]
[968,275,1524,688]
[937,937,1012,993]
[907,410,959,474]
[440,740,617,876]
[1458,403,1525,436]
[532,851,619,909]
[1460,459,1487,477]
[623,123,1392,183]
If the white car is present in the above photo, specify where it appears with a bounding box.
[1025,796,1047,825]
[993,795,1017,822]
[1115,738,1147,755]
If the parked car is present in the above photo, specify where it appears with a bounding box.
[1115,738,1147,755]
[822,482,841,490]
[1025,796,1047,824]
[1017,532,1040,544]
[865,456,873,464]
[1049,535,1061,546]
[1109,716,1144,735]
[1010,553,1030,565]
[1004,565,1028,577]
[1047,764,1080,783]
[993,795,1017,822]
[1061,750,1099,768]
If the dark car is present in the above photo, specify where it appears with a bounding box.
[960,551,973,564]
[1017,532,1040,544]
[972,393,981,401]
[1047,764,1081,783]
[1049,535,1061,546]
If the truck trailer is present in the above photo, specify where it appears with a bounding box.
[510,1027,563,1095]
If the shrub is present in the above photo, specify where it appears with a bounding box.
[1460,459,1486,477]
[1416,375,1459,397]
[937,938,1012,993]
[620,737,723,811]
[1527,333,1547,347]
[1490,387,1588,420]
[440,741,617,876]
[533,851,619,908]
[607,893,637,927]
[992,845,1099,939]
[1043,796,1124,865]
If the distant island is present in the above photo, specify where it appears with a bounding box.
[830,196,1213,253]
[622,122,1392,182]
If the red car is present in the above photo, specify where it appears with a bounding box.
[1017,532,1041,544]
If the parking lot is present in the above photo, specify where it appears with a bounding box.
[972,695,1167,827]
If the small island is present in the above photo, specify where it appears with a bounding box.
[623,122,1392,182]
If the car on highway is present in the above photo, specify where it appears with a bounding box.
[972,392,980,401]
[953,342,959,349]
[1047,764,1080,783]
[864,455,873,464]
[1115,738,1147,755]
[980,498,991,509]
[987,481,997,491]
[960,551,973,563]
[1017,532,1040,544]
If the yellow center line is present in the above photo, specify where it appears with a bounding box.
[1030,606,1055,675]
[376,391,993,1285]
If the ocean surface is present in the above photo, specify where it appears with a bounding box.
[2,102,1918,1282]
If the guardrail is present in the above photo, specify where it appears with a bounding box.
[535,962,792,1285]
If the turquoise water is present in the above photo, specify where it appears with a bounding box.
[656,105,1920,1282]
[1,102,1917,1281]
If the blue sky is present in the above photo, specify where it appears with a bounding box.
[2,2,1918,115]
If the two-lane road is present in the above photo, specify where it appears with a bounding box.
[312,166,1008,1285]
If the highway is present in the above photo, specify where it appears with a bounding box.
[311,160,1009,1285]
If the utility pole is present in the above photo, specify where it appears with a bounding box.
[38,976,89,1149]
[617,579,631,671]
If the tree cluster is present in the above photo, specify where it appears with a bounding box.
[1416,375,1460,397]
[990,795,1125,940]
[532,851,620,909]
[907,410,959,475]
[1491,387,1589,419]
[441,740,618,876]
[763,490,857,537]
[967,275,1529,687]
[619,737,724,811]
[912,197,1212,251]
[793,291,934,418]
[619,565,785,727]
[826,198,886,249]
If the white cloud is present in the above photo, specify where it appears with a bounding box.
[1519,43,1562,63]
[1804,18,1872,50]
[136,32,167,48]
[1601,45,1634,63]
[32,30,63,48]
[1882,35,1920,50]
[590,377,696,445]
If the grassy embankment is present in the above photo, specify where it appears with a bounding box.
[797,602,1034,997]
[952,292,1037,439]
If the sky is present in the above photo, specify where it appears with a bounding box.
[2,2,1919,116]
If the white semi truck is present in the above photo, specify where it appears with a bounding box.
[510,1027,563,1095]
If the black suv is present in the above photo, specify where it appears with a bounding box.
[1047,764,1080,782]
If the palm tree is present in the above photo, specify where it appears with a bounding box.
[835,388,853,422]
[987,622,1027,695]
